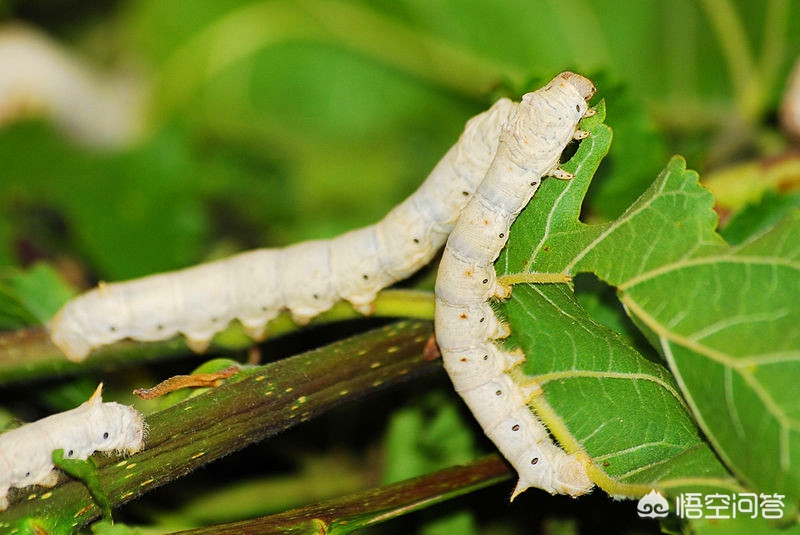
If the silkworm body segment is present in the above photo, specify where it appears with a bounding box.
[435,72,596,498]
[48,99,518,361]
[0,384,144,510]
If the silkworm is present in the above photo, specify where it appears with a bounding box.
[0,24,144,148]
[48,97,518,361]
[434,72,596,499]
[781,57,800,139]
[0,383,144,511]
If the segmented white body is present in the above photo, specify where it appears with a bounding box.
[49,98,518,361]
[434,72,596,498]
[0,24,144,148]
[0,384,144,510]
[781,57,800,139]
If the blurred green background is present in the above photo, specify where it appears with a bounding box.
[1,1,799,532]
[1,0,798,293]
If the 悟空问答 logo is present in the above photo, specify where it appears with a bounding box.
[638,490,669,518]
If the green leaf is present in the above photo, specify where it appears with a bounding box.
[496,100,800,509]
[582,73,671,220]
[720,191,800,246]
[383,391,479,484]
[0,263,75,330]
[0,126,210,280]
[52,448,113,522]
[90,520,144,535]
[626,212,800,501]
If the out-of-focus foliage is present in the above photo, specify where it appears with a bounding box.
[1,0,798,281]
[1,1,799,534]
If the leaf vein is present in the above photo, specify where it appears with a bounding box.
[535,369,689,414]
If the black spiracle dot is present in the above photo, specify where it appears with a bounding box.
[499,233,505,238]
[313,294,319,300]
[362,274,369,280]
[103,432,109,440]
[109,326,117,332]
[482,354,488,361]
[576,104,580,112]
[531,457,540,466]
[413,238,420,244]
[68,449,74,457]
[530,181,539,187]
[495,389,502,396]
[512,424,520,432]
[482,278,488,284]
[462,191,469,196]
[157,324,164,331]
[479,317,485,323]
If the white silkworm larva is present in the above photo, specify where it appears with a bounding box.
[0,23,145,148]
[781,57,800,139]
[48,98,518,361]
[0,383,144,511]
[434,72,596,499]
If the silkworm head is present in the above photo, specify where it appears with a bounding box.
[86,402,145,455]
[552,453,593,497]
[50,285,135,361]
[556,71,596,101]
[48,303,94,362]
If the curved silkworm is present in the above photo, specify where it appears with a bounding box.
[48,98,518,361]
[0,383,144,511]
[434,72,596,499]
[781,57,800,139]
[0,23,145,148]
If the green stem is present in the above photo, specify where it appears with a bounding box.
[1,320,439,529]
[757,0,789,97]
[151,0,518,123]
[698,0,760,120]
[169,455,510,535]
[0,289,434,384]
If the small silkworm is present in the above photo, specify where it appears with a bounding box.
[133,365,240,399]
[0,24,145,148]
[48,97,519,362]
[434,72,596,499]
[0,383,144,511]
[781,57,800,139]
